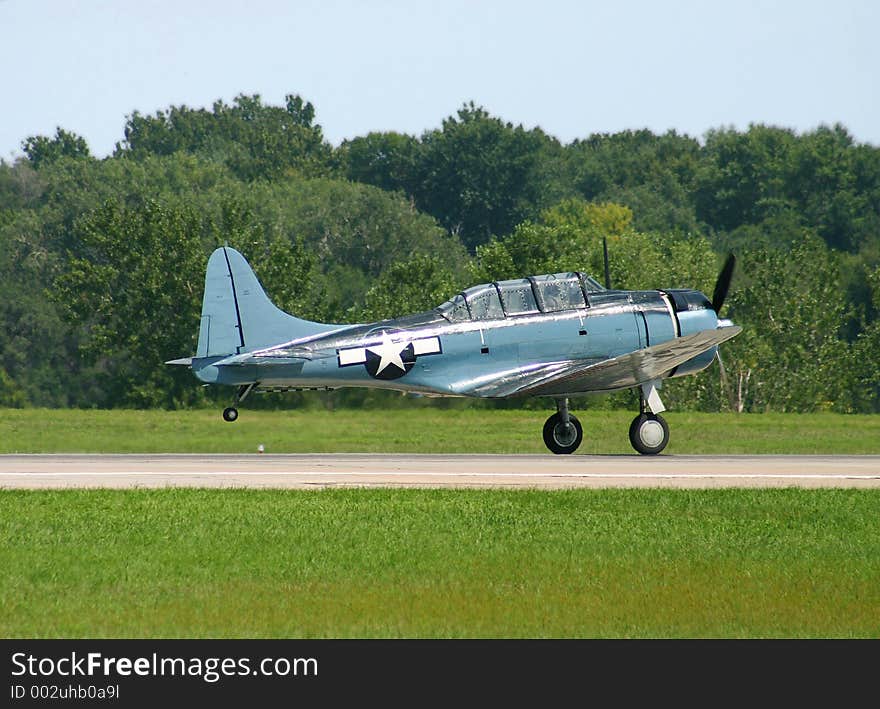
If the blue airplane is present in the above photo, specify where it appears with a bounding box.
[168,246,740,454]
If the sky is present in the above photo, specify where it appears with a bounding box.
[1,0,878,160]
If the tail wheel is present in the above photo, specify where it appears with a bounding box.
[543,412,583,454]
[222,407,239,423]
[629,413,669,455]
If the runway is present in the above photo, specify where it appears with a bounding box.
[1,454,879,489]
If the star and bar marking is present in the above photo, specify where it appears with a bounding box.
[337,336,442,379]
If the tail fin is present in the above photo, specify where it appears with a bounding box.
[196,246,336,357]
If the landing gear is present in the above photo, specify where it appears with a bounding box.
[629,381,669,455]
[629,413,669,455]
[222,382,256,423]
[543,398,583,454]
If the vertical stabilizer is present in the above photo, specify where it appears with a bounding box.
[196,247,337,357]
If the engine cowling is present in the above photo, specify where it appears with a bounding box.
[665,289,719,378]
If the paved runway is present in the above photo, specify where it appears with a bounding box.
[1,454,879,489]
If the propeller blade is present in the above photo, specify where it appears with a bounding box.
[712,253,736,313]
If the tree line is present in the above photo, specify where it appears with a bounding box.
[1,94,878,412]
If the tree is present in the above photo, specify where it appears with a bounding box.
[540,199,632,237]
[471,199,717,294]
[470,222,590,284]
[116,94,336,181]
[215,197,320,318]
[719,235,853,412]
[850,265,880,411]
[0,236,71,406]
[354,254,464,321]
[340,106,572,252]
[22,128,91,169]
[52,199,207,408]
[470,199,627,284]
[5,94,880,413]
[0,159,46,226]
[340,131,421,195]
[567,129,701,234]
[694,124,797,233]
[235,177,469,320]
[695,123,880,255]
[789,124,880,252]
[414,103,568,250]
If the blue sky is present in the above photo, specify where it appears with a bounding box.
[1,0,877,159]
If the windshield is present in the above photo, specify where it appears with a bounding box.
[436,294,471,322]
[580,274,605,292]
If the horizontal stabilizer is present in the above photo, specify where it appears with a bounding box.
[212,353,317,367]
[165,357,193,366]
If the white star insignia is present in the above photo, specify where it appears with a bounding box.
[367,340,409,375]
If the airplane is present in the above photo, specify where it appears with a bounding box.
[167,245,740,455]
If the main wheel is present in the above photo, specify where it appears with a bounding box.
[629,413,669,455]
[222,407,239,422]
[543,412,583,454]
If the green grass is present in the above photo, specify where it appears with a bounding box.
[1,488,878,637]
[3,409,876,637]
[1,408,879,454]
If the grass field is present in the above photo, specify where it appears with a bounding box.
[3,408,878,638]
[1,488,878,638]
[1,407,879,454]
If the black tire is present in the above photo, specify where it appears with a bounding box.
[542,412,583,454]
[222,407,239,423]
[629,413,669,455]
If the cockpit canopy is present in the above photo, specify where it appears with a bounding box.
[436,272,606,323]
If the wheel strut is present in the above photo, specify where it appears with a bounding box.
[222,382,257,422]
[556,397,571,425]
[544,398,582,454]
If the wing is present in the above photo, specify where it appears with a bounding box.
[460,325,742,398]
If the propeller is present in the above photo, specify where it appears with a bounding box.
[711,253,736,314]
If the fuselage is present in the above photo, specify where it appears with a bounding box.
[192,280,720,398]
